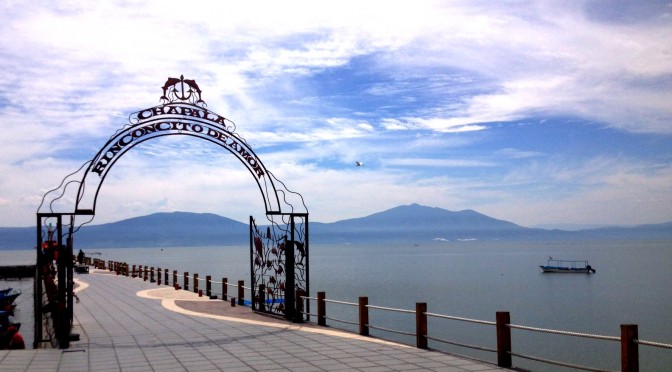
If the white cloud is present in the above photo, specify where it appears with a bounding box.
[0,0,670,228]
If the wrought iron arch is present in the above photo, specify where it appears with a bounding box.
[35,76,309,349]
[74,77,289,216]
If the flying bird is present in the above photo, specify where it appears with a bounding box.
[356,162,364,166]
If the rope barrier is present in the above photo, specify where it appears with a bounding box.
[635,339,672,349]
[366,304,415,314]
[323,298,357,307]
[508,324,620,341]
[425,312,496,326]
[324,315,358,326]
[368,324,415,337]
[426,335,497,353]
[509,351,617,372]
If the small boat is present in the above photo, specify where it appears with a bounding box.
[540,259,596,274]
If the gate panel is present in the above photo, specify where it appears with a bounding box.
[251,213,308,319]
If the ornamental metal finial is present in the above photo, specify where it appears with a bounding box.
[160,75,205,105]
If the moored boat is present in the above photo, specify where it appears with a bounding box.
[540,259,596,274]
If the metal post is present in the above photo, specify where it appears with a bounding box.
[416,302,428,349]
[157,267,161,285]
[317,292,326,326]
[164,269,168,286]
[258,284,265,312]
[359,296,369,336]
[295,289,305,323]
[222,278,228,301]
[173,270,177,286]
[150,267,154,282]
[237,280,244,306]
[193,273,199,293]
[184,272,189,291]
[621,324,639,372]
[285,237,295,320]
[206,275,212,297]
[496,311,512,368]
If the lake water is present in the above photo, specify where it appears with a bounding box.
[2,239,670,371]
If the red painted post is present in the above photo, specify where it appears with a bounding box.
[416,302,428,349]
[193,273,199,293]
[621,324,639,372]
[184,272,189,291]
[359,297,369,336]
[206,275,212,297]
[496,311,512,368]
[237,280,244,306]
[317,292,326,326]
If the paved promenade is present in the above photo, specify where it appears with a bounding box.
[0,269,508,371]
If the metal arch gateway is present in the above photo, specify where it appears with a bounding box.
[35,76,310,349]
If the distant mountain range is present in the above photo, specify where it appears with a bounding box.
[1,204,671,249]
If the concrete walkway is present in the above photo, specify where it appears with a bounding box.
[0,269,508,371]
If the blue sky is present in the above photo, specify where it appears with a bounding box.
[1,1,671,228]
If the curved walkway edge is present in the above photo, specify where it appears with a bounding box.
[1,269,509,371]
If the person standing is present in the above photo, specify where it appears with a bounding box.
[7,326,25,349]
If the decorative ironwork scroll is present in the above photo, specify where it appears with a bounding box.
[251,213,308,318]
[35,75,310,347]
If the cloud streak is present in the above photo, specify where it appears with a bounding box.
[1,1,670,228]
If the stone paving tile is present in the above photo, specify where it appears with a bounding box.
[0,271,508,372]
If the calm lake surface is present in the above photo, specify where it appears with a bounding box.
[2,239,670,371]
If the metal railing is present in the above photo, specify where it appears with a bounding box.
[300,291,671,372]
[102,259,671,372]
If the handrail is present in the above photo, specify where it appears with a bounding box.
[323,298,357,306]
[426,312,496,326]
[635,339,672,349]
[366,304,415,314]
[510,351,617,372]
[117,260,670,371]
[508,323,620,341]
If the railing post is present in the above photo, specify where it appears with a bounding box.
[132,265,136,278]
[359,296,369,336]
[157,267,161,285]
[621,324,639,372]
[258,284,266,312]
[416,302,428,349]
[173,270,177,286]
[222,278,228,301]
[184,272,189,291]
[193,273,199,293]
[237,280,244,306]
[496,311,512,368]
[295,289,305,323]
[150,267,154,282]
[206,275,212,297]
[144,266,148,281]
[164,269,168,286]
[317,291,326,326]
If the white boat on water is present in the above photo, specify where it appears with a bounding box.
[540,259,596,274]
